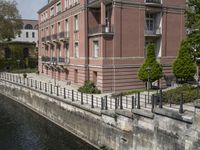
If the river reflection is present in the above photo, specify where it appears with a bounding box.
[0,94,97,150]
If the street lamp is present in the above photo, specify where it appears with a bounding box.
[52,58,57,86]
[146,66,151,101]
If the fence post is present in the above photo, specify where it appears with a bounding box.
[132,96,134,109]
[57,86,59,96]
[45,83,47,92]
[159,89,163,108]
[64,88,66,99]
[40,81,42,90]
[81,93,83,105]
[151,94,154,112]
[31,79,33,87]
[105,96,108,110]
[120,94,123,109]
[101,97,104,110]
[50,84,52,94]
[115,98,118,109]
[19,77,21,84]
[27,78,29,86]
[91,95,94,108]
[35,80,37,89]
[179,93,184,114]
[72,90,74,101]
[137,92,140,109]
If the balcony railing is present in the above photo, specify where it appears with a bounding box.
[46,36,51,42]
[59,32,69,41]
[52,34,58,42]
[51,57,57,64]
[145,0,161,5]
[42,56,50,62]
[145,28,161,36]
[58,57,65,63]
[88,25,114,36]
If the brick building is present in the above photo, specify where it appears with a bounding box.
[38,0,186,92]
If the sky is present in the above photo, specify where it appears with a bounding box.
[12,0,48,20]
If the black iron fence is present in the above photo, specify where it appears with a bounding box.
[0,72,191,114]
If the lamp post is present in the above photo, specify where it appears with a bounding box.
[53,58,57,86]
[146,66,151,102]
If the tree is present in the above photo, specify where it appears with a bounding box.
[185,0,200,58]
[138,44,163,84]
[173,40,196,82]
[0,0,22,41]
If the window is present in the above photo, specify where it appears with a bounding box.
[18,33,21,37]
[25,24,33,30]
[74,15,78,31]
[146,13,155,31]
[93,41,99,58]
[58,22,61,33]
[58,45,61,57]
[74,42,79,58]
[51,25,54,35]
[65,0,69,9]
[46,27,49,36]
[26,32,29,38]
[56,2,61,13]
[65,19,69,37]
[50,7,54,17]
[32,32,35,38]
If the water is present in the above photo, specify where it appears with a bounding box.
[0,94,97,150]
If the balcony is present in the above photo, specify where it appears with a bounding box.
[59,32,69,42]
[144,27,161,37]
[88,25,114,37]
[58,57,65,64]
[46,36,51,43]
[145,0,162,7]
[41,56,50,63]
[88,0,112,8]
[52,34,58,43]
[51,57,57,64]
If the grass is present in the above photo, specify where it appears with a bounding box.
[10,68,37,74]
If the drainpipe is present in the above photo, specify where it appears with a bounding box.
[85,0,89,81]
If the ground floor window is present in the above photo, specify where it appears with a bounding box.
[93,71,97,85]
[74,69,78,83]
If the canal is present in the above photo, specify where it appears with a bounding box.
[0,94,97,150]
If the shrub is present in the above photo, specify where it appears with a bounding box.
[173,40,196,82]
[162,84,200,104]
[78,81,101,94]
[23,73,27,78]
[138,44,163,83]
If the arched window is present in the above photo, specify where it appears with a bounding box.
[25,24,33,30]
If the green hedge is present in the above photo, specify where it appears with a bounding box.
[162,84,200,104]
[78,81,101,94]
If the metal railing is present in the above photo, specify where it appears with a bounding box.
[88,25,114,35]
[0,72,193,114]
[145,0,161,4]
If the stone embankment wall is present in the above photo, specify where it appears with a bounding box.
[0,80,200,150]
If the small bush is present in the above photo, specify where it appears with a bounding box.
[162,84,200,104]
[78,81,101,94]
[23,73,27,78]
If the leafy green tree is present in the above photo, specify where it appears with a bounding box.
[186,0,200,58]
[138,44,163,84]
[173,40,196,81]
[0,0,22,41]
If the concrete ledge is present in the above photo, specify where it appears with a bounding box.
[154,108,193,124]
[115,110,133,119]
[132,109,154,119]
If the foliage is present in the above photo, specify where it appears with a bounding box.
[173,40,196,82]
[78,81,101,94]
[10,68,37,74]
[100,145,109,150]
[185,0,200,58]
[163,84,200,104]
[138,44,163,82]
[23,73,27,78]
[0,0,22,41]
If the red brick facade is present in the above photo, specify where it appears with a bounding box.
[38,0,186,92]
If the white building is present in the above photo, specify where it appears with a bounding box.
[12,19,38,44]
